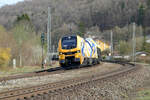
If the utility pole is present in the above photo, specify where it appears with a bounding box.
[47,7,51,62]
[53,45,55,54]
[110,30,113,56]
[70,23,72,33]
[42,41,44,68]
[41,33,45,69]
[132,23,136,64]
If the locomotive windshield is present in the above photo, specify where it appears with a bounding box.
[61,36,77,49]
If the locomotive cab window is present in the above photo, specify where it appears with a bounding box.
[61,36,77,49]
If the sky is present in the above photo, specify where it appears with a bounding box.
[0,0,24,7]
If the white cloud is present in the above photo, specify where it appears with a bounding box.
[0,0,24,7]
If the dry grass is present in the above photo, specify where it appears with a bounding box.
[136,56,150,64]
[0,61,59,77]
[127,63,150,100]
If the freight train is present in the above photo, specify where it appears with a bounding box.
[58,35,109,69]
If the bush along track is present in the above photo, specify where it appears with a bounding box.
[0,63,148,100]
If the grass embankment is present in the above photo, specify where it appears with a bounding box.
[136,90,150,100]
[0,61,59,78]
[133,64,150,100]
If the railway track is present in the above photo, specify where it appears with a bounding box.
[0,67,64,82]
[0,61,140,100]
[0,63,101,82]
[0,60,131,82]
[0,59,130,82]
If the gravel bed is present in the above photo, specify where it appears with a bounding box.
[45,64,148,100]
[0,63,122,92]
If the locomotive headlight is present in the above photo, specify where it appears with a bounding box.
[59,52,63,55]
[76,50,80,53]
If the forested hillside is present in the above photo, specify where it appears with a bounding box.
[0,0,150,31]
[0,0,150,66]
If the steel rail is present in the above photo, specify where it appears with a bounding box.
[0,63,140,100]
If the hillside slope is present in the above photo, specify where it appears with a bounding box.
[0,0,146,33]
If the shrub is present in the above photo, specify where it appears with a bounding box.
[0,48,11,67]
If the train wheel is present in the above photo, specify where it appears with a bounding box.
[92,59,96,65]
[60,64,68,69]
[88,58,93,66]
[97,59,100,64]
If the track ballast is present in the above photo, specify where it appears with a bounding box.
[0,61,140,100]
